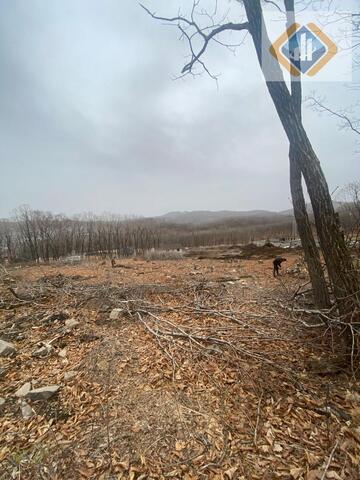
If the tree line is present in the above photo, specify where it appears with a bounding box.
[0,206,298,263]
[0,197,358,264]
[0,207,159,263]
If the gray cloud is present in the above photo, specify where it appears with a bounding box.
[0,0,358,217]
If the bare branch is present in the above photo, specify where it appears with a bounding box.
[140,3,249,77]
[307,96,360,136]
[263,0,285,14]
[181,21,249,74]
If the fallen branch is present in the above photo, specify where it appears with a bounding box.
[320,440,339,480]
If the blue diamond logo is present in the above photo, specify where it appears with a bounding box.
[281,25,327,74]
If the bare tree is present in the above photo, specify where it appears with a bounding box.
[142,0,359,314]
[15,206,41,262]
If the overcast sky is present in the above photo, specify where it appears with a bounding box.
[0,0,359,218]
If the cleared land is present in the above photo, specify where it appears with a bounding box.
[0,250,359,479]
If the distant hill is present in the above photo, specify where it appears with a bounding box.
[157,202,347,226]
[157,210,286,225]
[279,201,346,216]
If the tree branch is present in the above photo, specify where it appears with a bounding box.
[307,96,360,136]
[263,0,285,14]
[140,3,249,76]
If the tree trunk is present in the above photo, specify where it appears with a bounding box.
[292,142,359,309]
[290,148,331,307]
[285,0,331,308]
[243,0,359,311]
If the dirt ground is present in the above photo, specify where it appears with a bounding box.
[0,253,359,479]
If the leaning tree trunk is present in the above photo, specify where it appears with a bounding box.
[290,148,331,307]
[291,141,359,310]
[285,0,331,308]
[243,0,359,312]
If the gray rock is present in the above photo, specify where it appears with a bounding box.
[0,339,16,357]
[64,371,77,381]
[25,385,60,401]
[109,308,124,320]
[32,344,53,358]
[65,318,79,329]
[21,401,35,419]
[15,382,31,398]
[58,348,67,358]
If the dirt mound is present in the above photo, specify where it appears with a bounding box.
[186,243,296,260]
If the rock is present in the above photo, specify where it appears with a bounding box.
[58,348,67,358]
[9,288,34,301]
[64,371,77,381]
[65,318,79,329]
[43,312,69,324]
[0,340,16,357]
[21,401,35,419]
[32,343,53,358]
[109,308,124,320]
[0,398,5,407]
[25,385,60,401]
[15,382,31,398]
[0,339,16,357]
[79,333,100,343]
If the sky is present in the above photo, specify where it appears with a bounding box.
[0,0,359,218]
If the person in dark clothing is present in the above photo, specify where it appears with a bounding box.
[273,256,287,277]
